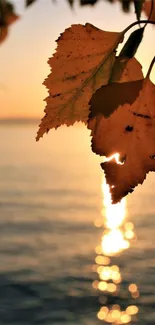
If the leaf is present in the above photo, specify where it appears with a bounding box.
[67,0,74,7]
[88,57,143,130]
[36,23,124,141]
[26,0,37,7]
[108,56,143,83]
[134,0,144,20]
[0,1,5,26]
[120,0,132,12]
[88,57,143,137]
[89,79,143,118]
[119,27,144,59]
[88,59,151,203]
[143,0,155,21]
[101,77,155,203]
[80,0,98,5]
[0,1,19,44]
[89,76,155,204]
[108,27,144,83]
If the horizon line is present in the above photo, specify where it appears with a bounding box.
[0,117,41,124]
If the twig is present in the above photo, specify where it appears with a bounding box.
[146,56,155,78]
[123,19,155,35]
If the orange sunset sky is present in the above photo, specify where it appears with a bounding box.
[0,0,155,119]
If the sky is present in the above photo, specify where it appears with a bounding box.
[0,0,154,118]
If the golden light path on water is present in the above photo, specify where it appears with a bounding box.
[93,178,140,324]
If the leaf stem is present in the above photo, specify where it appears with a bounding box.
[146,56,155,78]
[123,19,155,35]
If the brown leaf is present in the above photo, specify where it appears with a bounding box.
[0,1,19,44]
[36,23,124,140]
[89,79,143,118]
[109,56,143,83]
[143,0,155,21]
[88,57,143,134]
[26,0,37,7]
[88,59,155,204]
[67,0,74,7]
[0,27,8,43]
[120,0,132,12]
[89,58,143,120]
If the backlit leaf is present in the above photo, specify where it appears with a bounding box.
[88,58,148,203]
[0,1,19,43]
[36,23,124,140]
[108,56,143,82]
[143,0,155,21]
[89,79,143,118]
[101,77,155,203]
[88,57,143,130]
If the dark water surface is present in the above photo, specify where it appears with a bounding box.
[0,124,155,325]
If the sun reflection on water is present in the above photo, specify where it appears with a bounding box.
[93,178,139,324]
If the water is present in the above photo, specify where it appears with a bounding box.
[0,123,155,325]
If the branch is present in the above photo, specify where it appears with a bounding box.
[146,56,155,78]
[123,19,155,35]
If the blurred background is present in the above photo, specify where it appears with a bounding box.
[1,0,155,324]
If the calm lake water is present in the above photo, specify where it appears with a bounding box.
[0,123,155,325]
